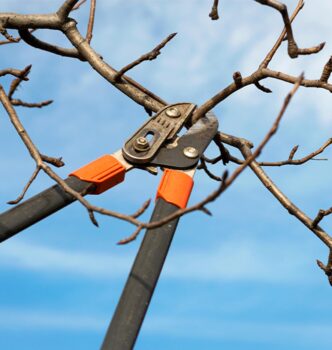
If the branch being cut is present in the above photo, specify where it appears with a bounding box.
[118,76,303,243]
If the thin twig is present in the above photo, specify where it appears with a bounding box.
[114,33,177,81]
[11,99,53,108]
[312,208,332,229]
[0,68,30,79]
[255,0,324,59]
[41,154,65,167]
[198,158,223,181]
[320,56,332,83]
[259,0,303,68]
[86,0,96,43]
[317,250,332,286]
[8,65,32,99]
[130,199,151,219]
[258,139,332,166]
[0,27,20,42]
[255,81,272,93]
[118,171,229,244]
[7,167,40,205]
[72,0,87,11]
[209,0,220,20]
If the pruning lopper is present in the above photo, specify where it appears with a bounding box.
[0,103,218,349]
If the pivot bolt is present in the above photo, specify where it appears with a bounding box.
[165,107,181,118]
[134,136,150,152]
[183,146,199,159]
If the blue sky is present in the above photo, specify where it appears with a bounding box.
[0,1,332,349]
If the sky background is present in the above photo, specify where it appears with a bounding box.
[0,0,332,349]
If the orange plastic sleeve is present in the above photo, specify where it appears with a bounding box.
[70,155,126,194]
[156,169,194,209]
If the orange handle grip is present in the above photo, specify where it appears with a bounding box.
[70,155,126,194]
[156,169,193,209]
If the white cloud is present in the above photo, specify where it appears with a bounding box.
[1,307,331,347]
[0,308,105,331]
[0,238,314,284]
[143,315,332,345]
[0,241,132,278]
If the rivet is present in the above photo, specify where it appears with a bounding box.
[183,146,199,159]
[165,107,181,118]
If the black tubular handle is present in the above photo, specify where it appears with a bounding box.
[100,197,181,350]
[0,176,94,243]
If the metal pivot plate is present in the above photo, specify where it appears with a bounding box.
[150,111,219,169]
[122,103,196,164]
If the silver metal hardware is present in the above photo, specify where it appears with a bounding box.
[134,136,150,152]
[122,103,196,164]
[165,107,181,118]
[183,146,199,159]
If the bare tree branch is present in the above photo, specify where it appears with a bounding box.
[8,65,31,99]
[57,0,81,21]
[40,154,65,167]
[114,33,177,81]
[258,139,332,166]
[11,98,53,108]
[7,166,40,205]
[312,208,332,229]
[255,81,272,93]
[0,68,30,79]
[209,0,219,20]
[0,27,19,42]
[317,250,332,286]
[86,0,96,43]
[0,0,331,288]
[320,56,332,83]
[72,0,87,11]
[18,29,84,60]
[255,0,324,58]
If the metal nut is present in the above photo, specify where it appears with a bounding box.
[183,146,199,159]
[165,107,181,118]
[134,136,150,152]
